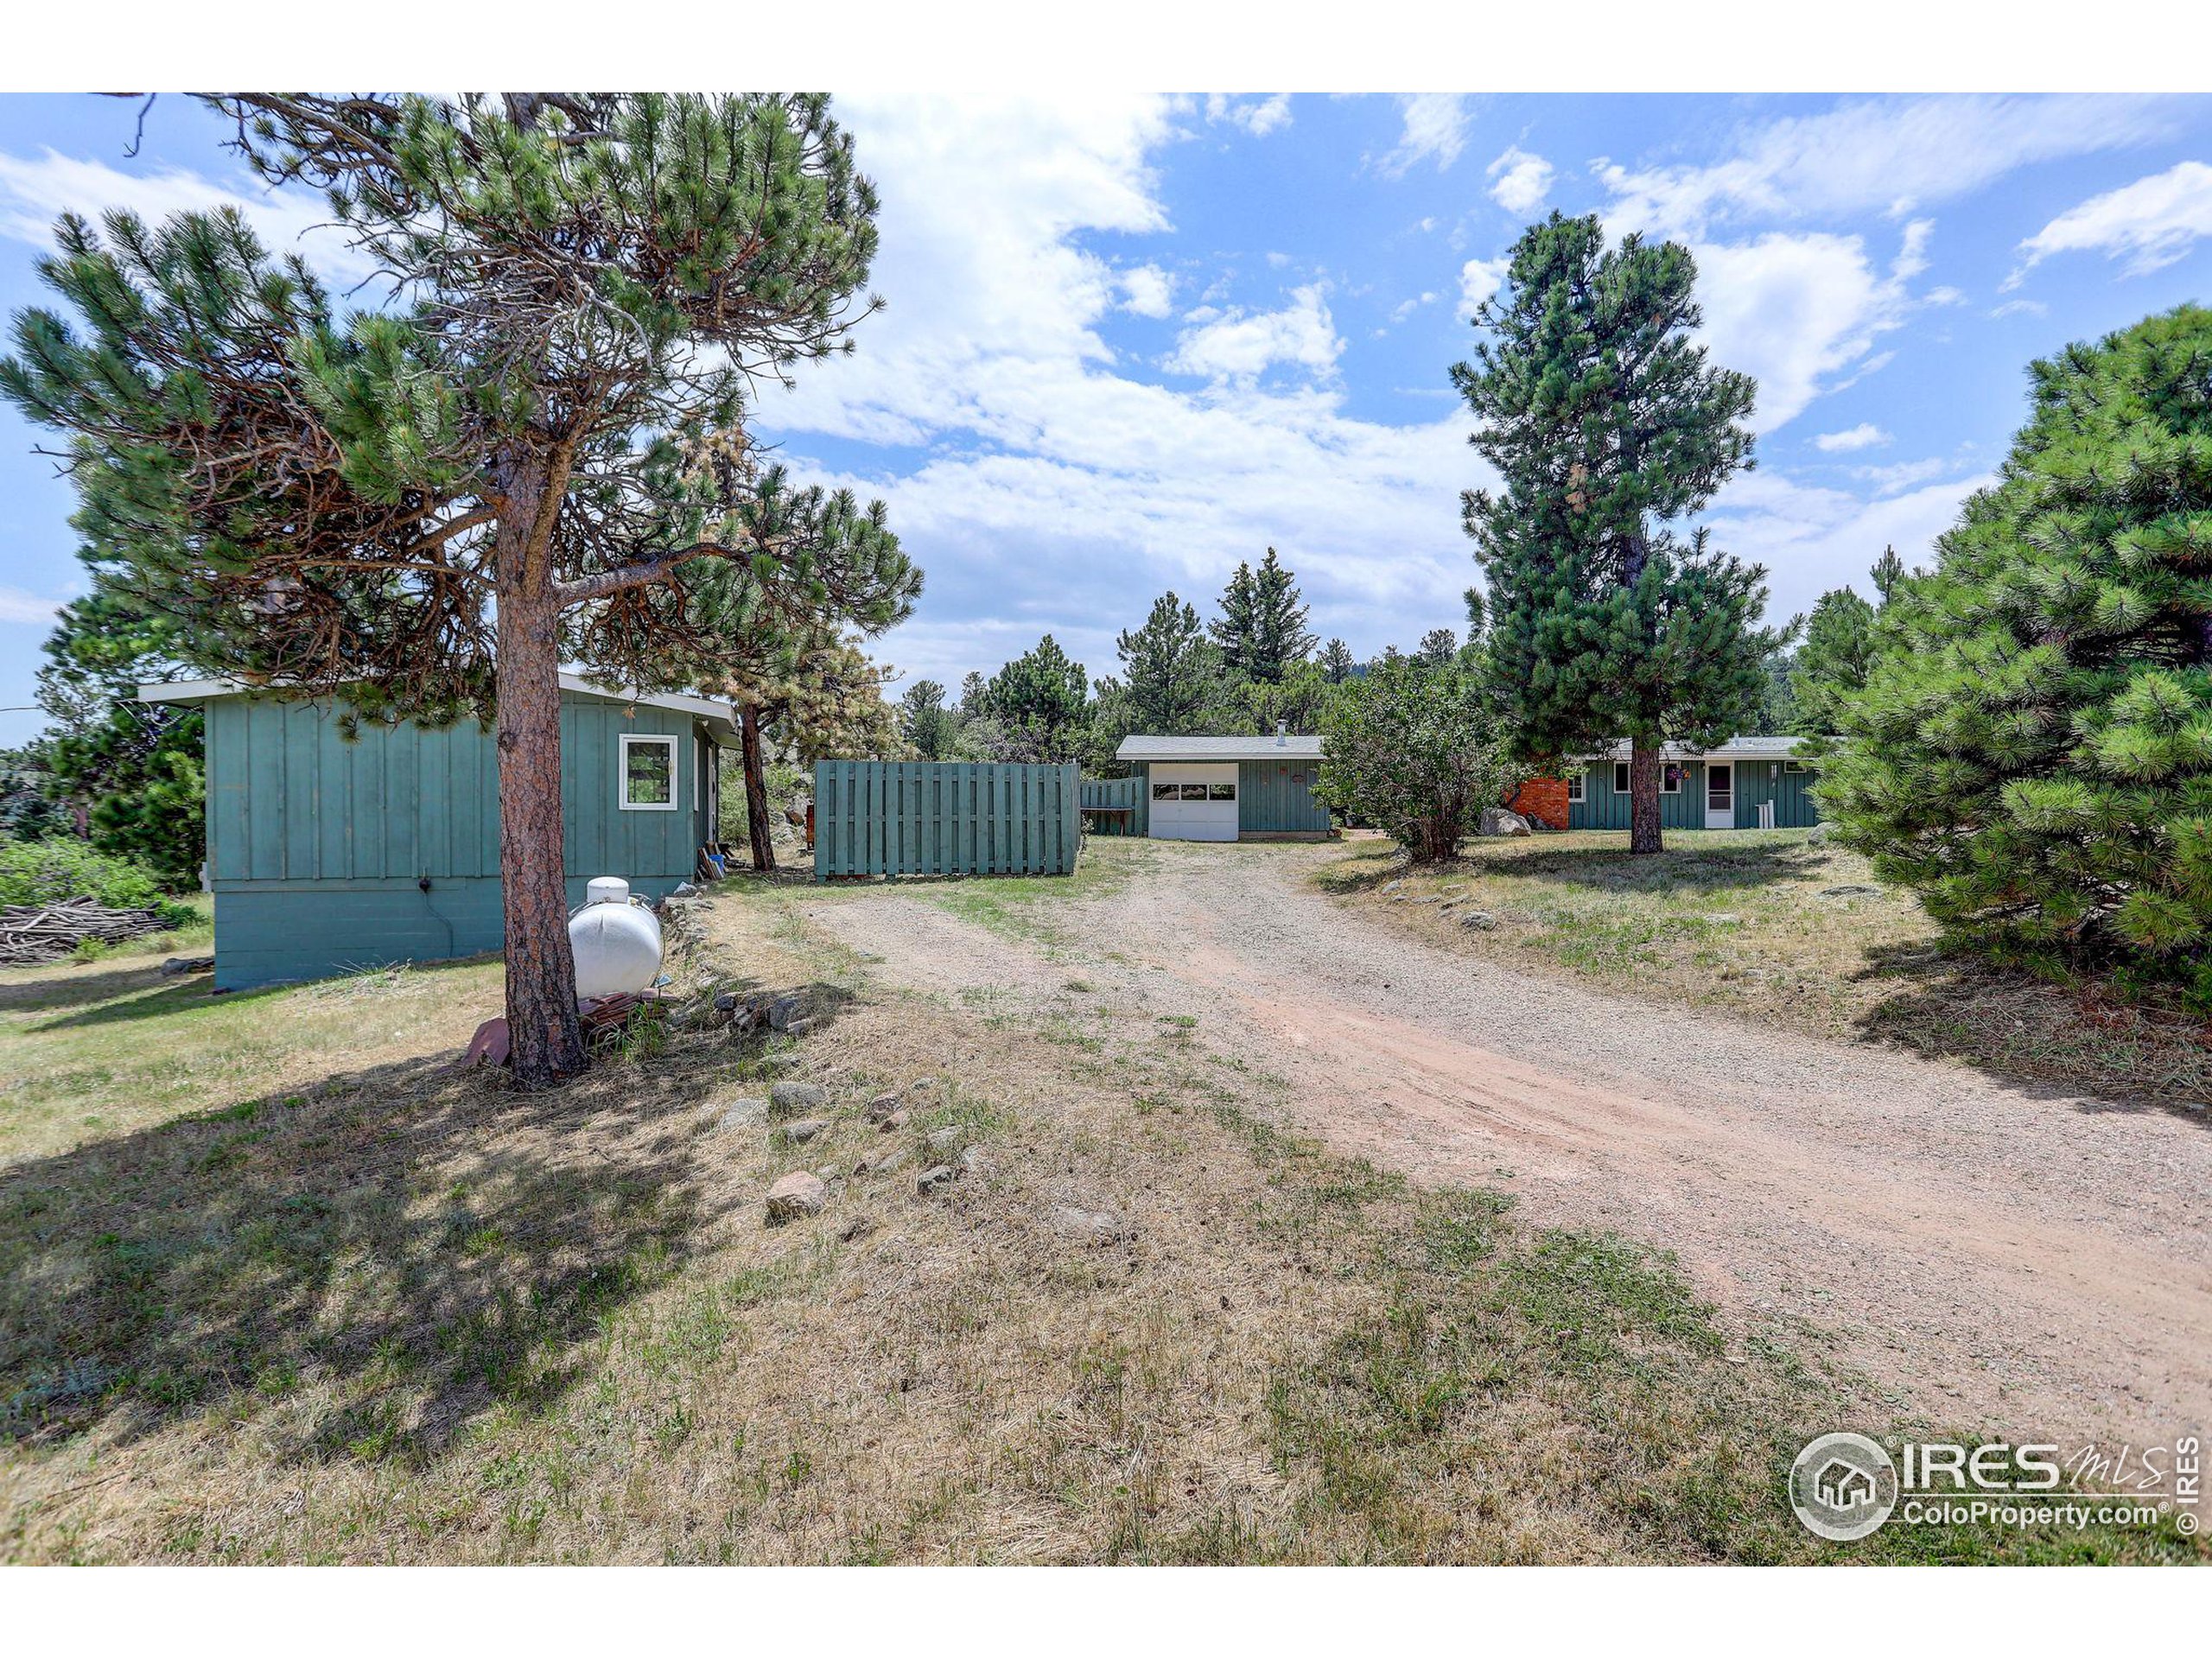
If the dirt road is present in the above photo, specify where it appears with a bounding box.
[801,840,2212,1445]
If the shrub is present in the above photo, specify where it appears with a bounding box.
[1314,655,1529,862]
[0,836,181,912]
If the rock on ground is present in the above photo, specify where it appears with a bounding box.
[916,1163,957,1194]
[765,1171,828,1222]
[768,1081,827,1118]
[781,1118,829,1143]
[1479,807,1532,837]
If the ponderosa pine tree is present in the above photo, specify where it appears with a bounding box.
[1319,638,1357,684]
[1211,548,1316,683]
[1821,306,2212,997]
[1098,591,1226,739]
[1453,213,1777,854]
[897,680,956,760]
[1,95,906,1084]
[979,635,1090,762]
[1789,584,1879,735]
[1871,543,1908,603]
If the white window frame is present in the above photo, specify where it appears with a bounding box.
[1612,761,1631,793]
[1659,762,1685,796]
[1566,772,1586,804]
[1783,760,1810,774]
[620,733,681,811]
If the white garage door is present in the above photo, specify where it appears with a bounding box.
[1147,762,1239,842]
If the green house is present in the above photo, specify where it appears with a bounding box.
[1564,737,1822,831]
[140,676,739,991]
[1106,732,1332,842]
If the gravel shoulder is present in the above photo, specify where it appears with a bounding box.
[802,838,2212,1445]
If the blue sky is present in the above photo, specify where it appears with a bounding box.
[3,92,2211,743]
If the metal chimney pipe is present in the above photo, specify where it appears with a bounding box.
[1275,720,1287,747]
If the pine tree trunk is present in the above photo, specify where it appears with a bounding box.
[493,493,588,1088]
[1628,742,1665,856]
[740,702,776,873]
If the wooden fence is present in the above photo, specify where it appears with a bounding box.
[813,761,1081,879]
[1078,775,1143,836]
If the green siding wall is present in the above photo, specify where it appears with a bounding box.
[1566,758,1823,830]
[205,690,715,989]
[1236,757,1332,834]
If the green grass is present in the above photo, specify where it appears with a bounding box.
[913,836,1159,949]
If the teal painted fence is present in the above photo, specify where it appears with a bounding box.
[1080,775,1144,836]
[815,761,1080,878]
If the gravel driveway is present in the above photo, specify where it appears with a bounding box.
[799,839,2211,1444]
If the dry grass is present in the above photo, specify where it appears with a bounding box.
[1316,830,2212,1108]
[0,875,2195,1563]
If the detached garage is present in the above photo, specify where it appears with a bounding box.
[1112,730,1332,842]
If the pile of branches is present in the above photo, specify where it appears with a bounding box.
[0,898,172,965]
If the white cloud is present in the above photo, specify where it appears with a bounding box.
[1389,291,1440,324]
[0,146,378,284]
[1705,466,1993,619]
[2009,160,2212,285]
[1596,94,2180,239]
[1486,146,1554,216]
[1852,457,1949,495]
[0,584,62,626]
[1813,423,1891,453]
[761,97,1484,684]
[1119,264,1175,318]
[1457,254,1510,321]
[1990,298,2048,319]
[1166,284,1343,381]
[1205,94,1293,137]
[1379,95,1471,177]
[1693,229,1916,430]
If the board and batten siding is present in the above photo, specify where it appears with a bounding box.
[813,760,1080,878]
[1565,757,1823,830]
[205,690,713,988]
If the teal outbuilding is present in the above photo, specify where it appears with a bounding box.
[1564,737,1823,831]
[1104,732,1332,842]
[141,676,738,991]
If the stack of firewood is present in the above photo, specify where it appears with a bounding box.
[0,898,173,966]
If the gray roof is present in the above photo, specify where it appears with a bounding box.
[1579,734,1820,762]
[1116,733,1325,762]
[140,673,742,746]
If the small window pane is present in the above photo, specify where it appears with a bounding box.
[625,738,673,806]
[1152,782,1178,800]
[1661,762,1685,794]
[1613,762,1630,792]
[1567,774,1585,803]
[1180,784,1208,800]
[1209,783,1236,801]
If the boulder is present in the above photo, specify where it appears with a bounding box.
[781,1118,830,1144]
[160,955,215,977]
[1807,823,1832,847]
[1479,808,1532,838]
[765,1172,828,1223]
[715,1097,769,1130]
[768,1081,827,1118]
[916,1163,958,1194]
[766,993,806,1032]
[1049,1205,1132,1245]
[784,1015,819,1038]
[713,990,741,1014]
[872,1147,912,1176]
[1460,910,1497,931]
[866,1091,903,1122]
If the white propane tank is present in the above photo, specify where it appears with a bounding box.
[569,876,664,1000]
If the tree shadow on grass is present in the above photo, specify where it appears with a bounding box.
[1458,835,1832,895]
[0,1012,773,1470]
[1847,941,2212,1121]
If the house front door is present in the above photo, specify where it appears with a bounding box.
[1704,761,1734,830]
